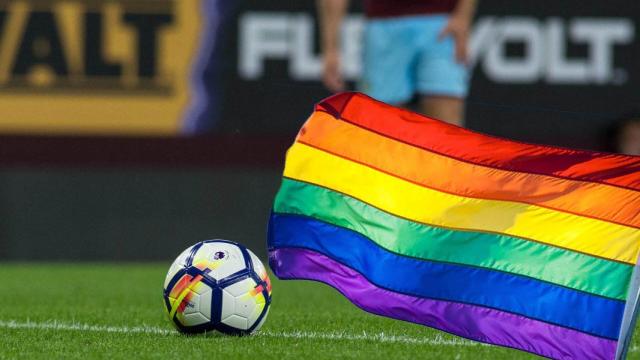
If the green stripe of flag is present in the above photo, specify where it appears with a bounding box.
[275,179,631,300]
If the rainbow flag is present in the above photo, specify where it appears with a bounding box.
[267,92,640,359]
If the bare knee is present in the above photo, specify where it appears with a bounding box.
[419,96,465,127]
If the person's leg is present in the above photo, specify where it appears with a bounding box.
[420,96,464,126]
[415,15,469,126]
[617,119,640,155]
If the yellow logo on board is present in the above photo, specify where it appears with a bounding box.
[0,0,202,134]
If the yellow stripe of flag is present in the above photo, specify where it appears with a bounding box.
[284,142,640,264]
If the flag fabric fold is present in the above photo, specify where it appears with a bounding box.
[267,92,640,359]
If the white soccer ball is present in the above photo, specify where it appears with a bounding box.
[163,240,271,335]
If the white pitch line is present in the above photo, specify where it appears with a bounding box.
[0,319,478,347]
[0,319,173,336]
[3,320,636,352]
[261,330,480,346]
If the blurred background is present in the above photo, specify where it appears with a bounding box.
[0,0,638,261]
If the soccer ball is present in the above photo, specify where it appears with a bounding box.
[163,239,272,335]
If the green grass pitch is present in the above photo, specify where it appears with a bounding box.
[0,263,637,359]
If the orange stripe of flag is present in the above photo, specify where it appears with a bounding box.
[299,111,640,229]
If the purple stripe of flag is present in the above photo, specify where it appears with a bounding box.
[269,247,617,360]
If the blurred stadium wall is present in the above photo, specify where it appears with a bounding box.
[0,0,637,260]
[0,136,287,260]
